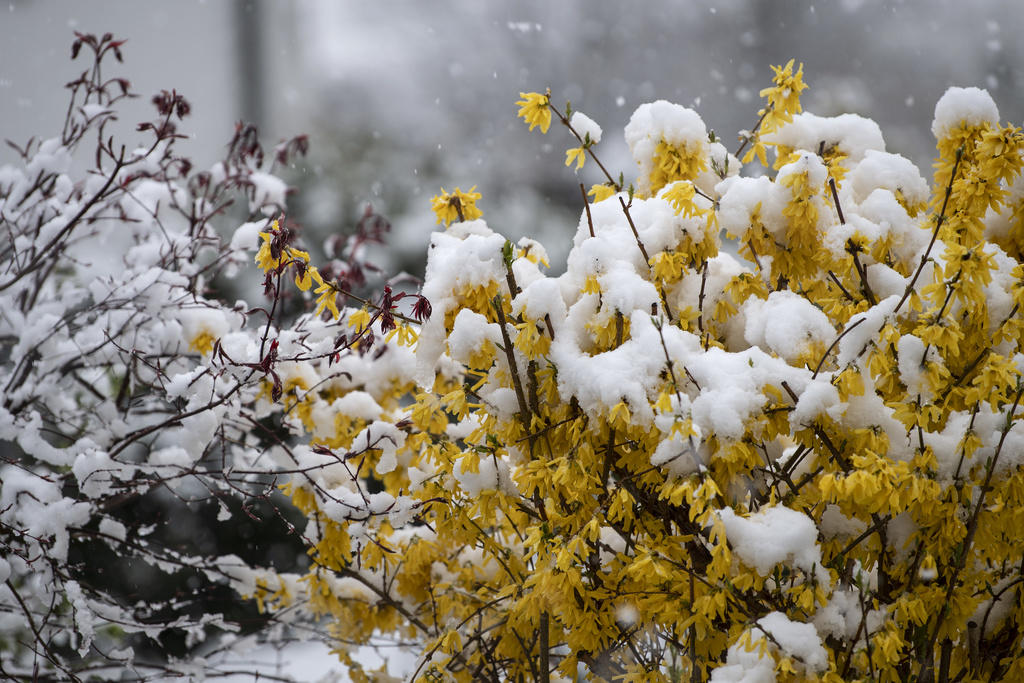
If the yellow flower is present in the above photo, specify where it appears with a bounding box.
[188,331,217,355]
[759,59,808,122]
[663,180,698,217]
[742,140,769,167]
[565,146,586,171]
[648,140,707,195]
[588,183,616,203]
[609,401,631,430]
[254,226,280,272]
[514,320,549,360]
[439,630,462,655]
[431,186,483,226]
[650,250,686,283]
[313,280,340,320]
[835,365,865,399]
[516,91,551,134]
[385,323,419,347]
[285,245,310,263]
[294,263,317,292]
[977,124,1024,184]
[254,223,318,292]
[347,308,372,331]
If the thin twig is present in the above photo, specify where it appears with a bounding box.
[539,611,550,683]
[846,239,877,306]
[618,196,651,263]
[549,100,620,190]
[1,148,127,292]
[735,103,774,159]
[580,182,595,238]
[812,317,865,379]
[828,177,846,225]
[697,261,709,348]
[492,297,531,437]
[827,270,855,302]
[894,147,963,316]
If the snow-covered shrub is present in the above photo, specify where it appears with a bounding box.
[0,33,421,679]
[256,62,1024,681]
[7,35,1024,682]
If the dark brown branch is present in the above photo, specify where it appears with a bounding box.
[580,183,595,238]
[618,196,651,264]
[492,297,532,436]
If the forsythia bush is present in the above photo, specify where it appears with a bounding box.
[255,60,1024,682]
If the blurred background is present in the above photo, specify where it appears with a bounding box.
[3,0,1021,274]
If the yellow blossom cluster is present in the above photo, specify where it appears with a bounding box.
[743,59,808,167]
[647,140,709,196]
[255,221,343,319]
[244,65,1024,683]
[431,185,483,226]
[517,90,552,134]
